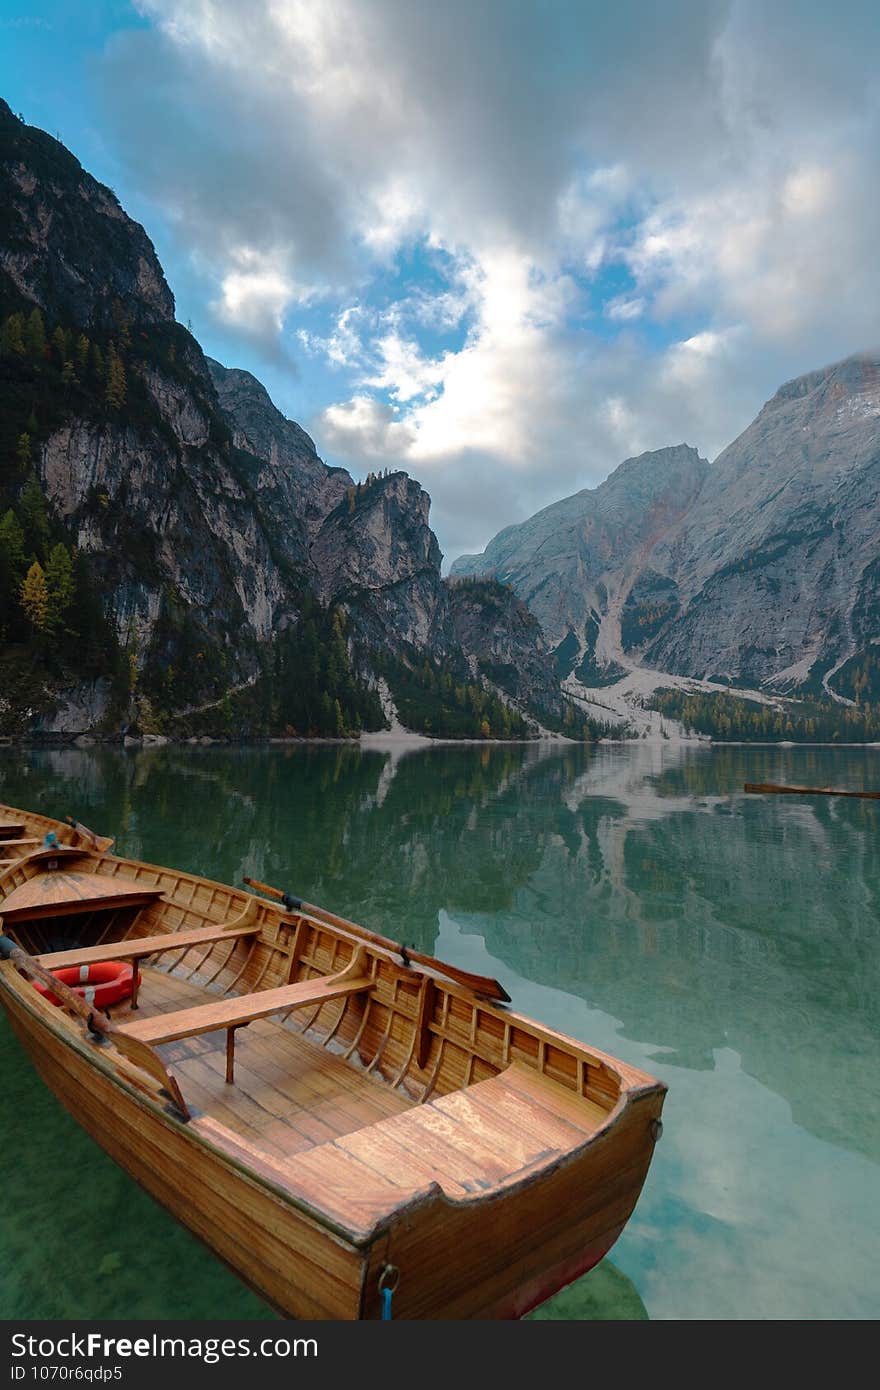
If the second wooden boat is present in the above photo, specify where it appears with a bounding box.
[0,800,666,1319]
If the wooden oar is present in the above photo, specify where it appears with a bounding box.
[242,876,512,1003]
[64,815,114,852]
[744,782,880,800]
[0,936,110,1036]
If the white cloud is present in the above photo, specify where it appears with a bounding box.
[320,394,416,458]
[360,178,425,257]
[623,154,880,350]
[316,249,584,478]
[211,248,298,336]
[605,295,646,322]
[364,331,446,405]
[662,329,746,390]
[312,265,766,557]
[101,1,880,558]
[297,305,368,369]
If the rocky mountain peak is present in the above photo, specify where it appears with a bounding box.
[0,99,174,329]
[312,470,441,592]
[768,350,880,410]
[602,440,705,484]
[592,443,708,521]
[0,104,606,740]
[207,356,350,543]
[207,358,320,459]
[449,443,709,649]
[310,471,448,651]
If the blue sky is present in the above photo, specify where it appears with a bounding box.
[2,1,879,562]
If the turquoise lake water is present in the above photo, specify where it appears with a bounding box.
[1,740,878,1319]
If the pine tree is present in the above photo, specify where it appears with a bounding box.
[19,476,49,556]
[105,346,127,409]
[75,334,90,373]
[45,543,76,632]
[20,560,49,631]
[15,433,31,472]
[0,509,26,573]
[25,308,46,357]
[61,359,77,387]
[52,326,68,363]
[111,299,131,349]
[91,342,105,380]
[0,509,26,630]
[1,313,26,356]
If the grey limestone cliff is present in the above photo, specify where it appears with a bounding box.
[205,360,452,655]
[1,101,566,736]
[644,354,880,691]
[207,359,351,555]
[447,578,567,721]
[310,471,451,652]
[453,355,880,697]
[451,444,709,676]
[0,98,173,331]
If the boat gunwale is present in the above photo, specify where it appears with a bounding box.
[0,951,664,1246]
[0,799,661,1095]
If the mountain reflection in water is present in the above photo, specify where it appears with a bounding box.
[1,741,877,1319]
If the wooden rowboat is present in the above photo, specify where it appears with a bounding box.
[0,801,666,1320]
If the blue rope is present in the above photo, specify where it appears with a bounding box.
[381,1287,393,1320]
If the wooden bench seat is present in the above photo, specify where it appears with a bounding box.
[115,950,373,1083]
[36,922,262,1007]
[36,923,261,973]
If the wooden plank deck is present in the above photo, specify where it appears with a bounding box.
[106,968,601,1205]
[113,966,412,1161]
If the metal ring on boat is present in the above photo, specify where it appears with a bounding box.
[378,1263,401,1294]
[650,1118,664,1142]
[32,961,138,1010]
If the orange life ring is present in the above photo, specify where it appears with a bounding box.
[33,960,138,1009]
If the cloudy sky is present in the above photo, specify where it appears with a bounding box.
[2,1,879,562]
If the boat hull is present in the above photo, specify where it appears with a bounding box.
[2,980,367,1320]
[2,971,662,1318]
[1,798,666,1319]
[359,1087,661,1319]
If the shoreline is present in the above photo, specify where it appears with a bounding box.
[0,730,573,750]
[3,732,880,752]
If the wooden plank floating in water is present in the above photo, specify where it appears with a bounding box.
[744,782,880,800]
